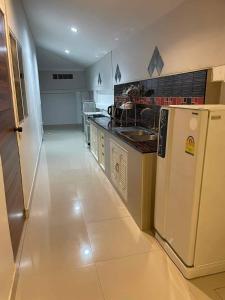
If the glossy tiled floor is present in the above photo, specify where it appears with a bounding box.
[15,128,225,300]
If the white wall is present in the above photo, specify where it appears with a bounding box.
[6,0,43,209]
[0,0,43,298]
[41,92,82,125]
[39,70,86,125]
[39,70,86,91]
[85,52,113,91]
[86,0,225,103]
[85,52,114,110]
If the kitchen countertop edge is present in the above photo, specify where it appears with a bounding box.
[89,117,157,154]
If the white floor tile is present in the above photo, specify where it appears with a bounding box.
[96,250,224,300]
[15,265,104,300]
[14,128,225,300]
[87,216,159,262]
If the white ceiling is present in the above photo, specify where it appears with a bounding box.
[37,47,84,71]
[22,0,184,70]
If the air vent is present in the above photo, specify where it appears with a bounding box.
[52,74,74,80]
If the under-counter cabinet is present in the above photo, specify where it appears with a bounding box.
[89,119,156,231]
[110,139,128,202]
[90,123,98,160]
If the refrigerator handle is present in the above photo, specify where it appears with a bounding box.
[158,108,169,158]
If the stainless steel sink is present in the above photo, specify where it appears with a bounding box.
[116,127,157,142]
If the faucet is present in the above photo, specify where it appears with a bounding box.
[119,101,134,127]
[140,107,155,131]
[120,109,125,127]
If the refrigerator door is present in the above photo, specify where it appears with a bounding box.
[154,107,174,238]
[195,110,225,267]
[165,108,208,266]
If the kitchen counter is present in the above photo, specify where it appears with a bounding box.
[90,116,157,154]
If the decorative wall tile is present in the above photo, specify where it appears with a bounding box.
[148,46,164,77]
[98,73,102,85]
[115,64,122,83]
[156,50,164,75]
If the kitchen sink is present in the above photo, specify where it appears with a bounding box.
[116,127,157,142]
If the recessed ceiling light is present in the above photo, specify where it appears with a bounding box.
[71,27,78,33]
[65,49,70,54]
[115,37,119,41]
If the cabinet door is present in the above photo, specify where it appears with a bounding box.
[90,124,98,160]
[118,149,128,202]
[110,140,119,187]
[110,139,128,201]
[98,131,105,170]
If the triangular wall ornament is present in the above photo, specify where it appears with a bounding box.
[148,46,164,77]
[115,64,122,83]
[98,73,102,85]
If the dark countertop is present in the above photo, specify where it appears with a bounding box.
[90,116,157,154]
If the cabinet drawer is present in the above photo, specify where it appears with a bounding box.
[90,124,98,160]
[98,130,105,170]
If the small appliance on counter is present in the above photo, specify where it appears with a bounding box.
[107,105,122,120]
[154,105,225,279]
[107,105,119,119]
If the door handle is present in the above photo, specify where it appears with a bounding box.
[115,163,119,173]
[14,126,23,133]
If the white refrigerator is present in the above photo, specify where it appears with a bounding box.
[155,105,225,279]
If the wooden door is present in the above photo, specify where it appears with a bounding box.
[0,10,25,259]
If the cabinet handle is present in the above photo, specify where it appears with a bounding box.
[115,163,119,173]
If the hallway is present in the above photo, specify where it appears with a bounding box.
[14,128,225,300]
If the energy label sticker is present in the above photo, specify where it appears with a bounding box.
[185,136,195,156]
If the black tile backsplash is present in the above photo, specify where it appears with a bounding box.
[114,69,208,129]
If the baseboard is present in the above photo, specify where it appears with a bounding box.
[8,266,17,300]
[9,138,43,300]
[26,138,43,211]
[43,124,82,130]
